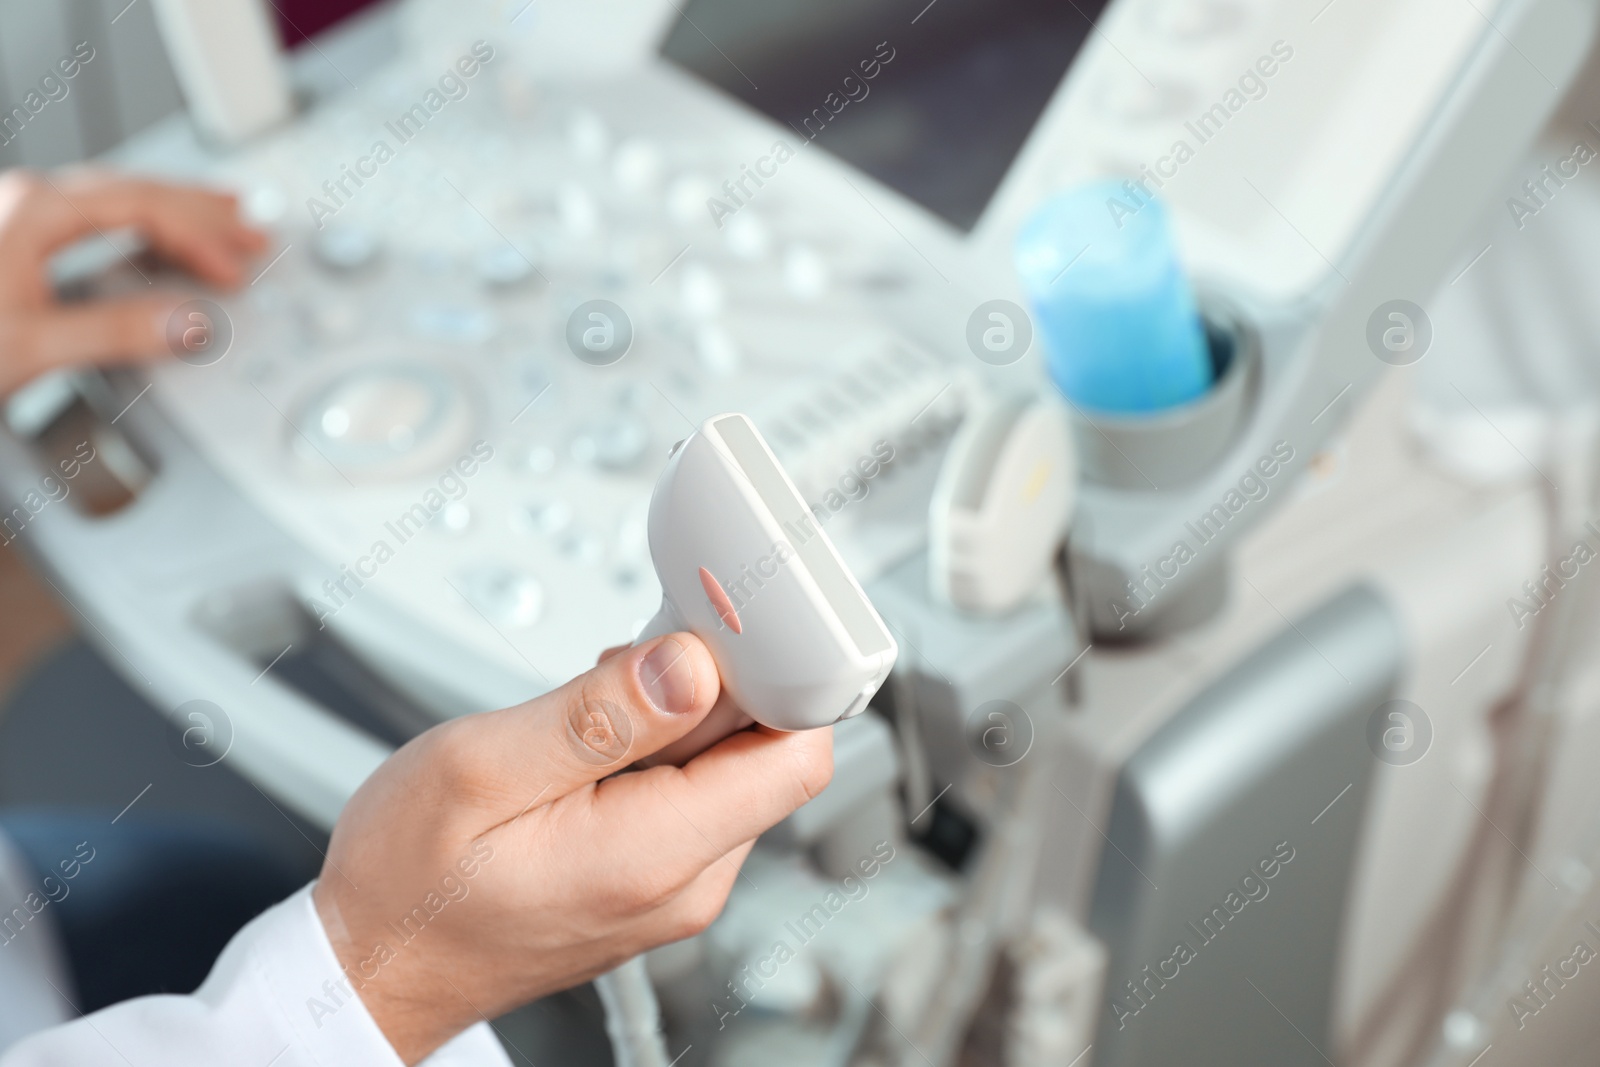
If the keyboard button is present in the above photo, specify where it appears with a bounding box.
[667,174,714,227]
[409,304,497,344]
[515,499,573,536]
[561,531,605,564]
[524,444,558,476]
[476,245,538,288]
[572,415,649,471]
[559,183,600,238]
[679,262,724,319]
[303,298,364,342]
[724,212,771,260]
[243,184,288,225]
[456,566,543,628]
[695,324,741,375]
[313,226,381,272]
[434,500,472,534]
[613,138,664,195]
[783,244,830,300]
[567,110,610,162]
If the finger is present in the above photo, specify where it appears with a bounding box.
[559,840,755,989]
[644,838,754,944]
[596,643,629,664]
[596,726,833,876]
[0,170,267,288]
[636,689,752,768]
[2,296,181,388]
[55,171,269,283]
[434,633,722,818]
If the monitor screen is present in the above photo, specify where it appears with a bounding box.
[660,0,1107,232]
[270,0,380,47]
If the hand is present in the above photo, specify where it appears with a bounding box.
[0,168,268,396]
[312,633,834,1064]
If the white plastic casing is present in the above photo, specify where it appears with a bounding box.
[151,0,294,145]
[929,397,1076,615]
[636,414,897,733]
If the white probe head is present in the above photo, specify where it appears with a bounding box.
[637,413,898,731]
[929,394,1076,615]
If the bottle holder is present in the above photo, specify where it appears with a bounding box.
[1069,298,1261,491]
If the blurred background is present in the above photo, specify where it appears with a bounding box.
[3,2,1600,1066]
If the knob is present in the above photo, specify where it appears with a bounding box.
[313,226,380,272]
[307,366,452,457]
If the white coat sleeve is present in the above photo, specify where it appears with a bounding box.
[0,883,513,1067]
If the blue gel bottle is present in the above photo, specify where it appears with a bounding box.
[1015,183,1212,414]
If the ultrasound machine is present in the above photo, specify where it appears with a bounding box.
[5,0,1600,1064]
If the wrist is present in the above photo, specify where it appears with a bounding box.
[311,881,459,1065]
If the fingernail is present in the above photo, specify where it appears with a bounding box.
[639,638,696,714]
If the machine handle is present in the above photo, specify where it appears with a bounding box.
[0,380,392,831]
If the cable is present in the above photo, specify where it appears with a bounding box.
[594,956,671,1067]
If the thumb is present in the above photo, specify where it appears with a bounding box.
[439,633,722,819]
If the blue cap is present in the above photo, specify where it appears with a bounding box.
[1015,183,1212,414]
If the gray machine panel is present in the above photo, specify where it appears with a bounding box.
[1089,583,1404,1066]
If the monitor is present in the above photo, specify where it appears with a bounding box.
[659,0,1109,232]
